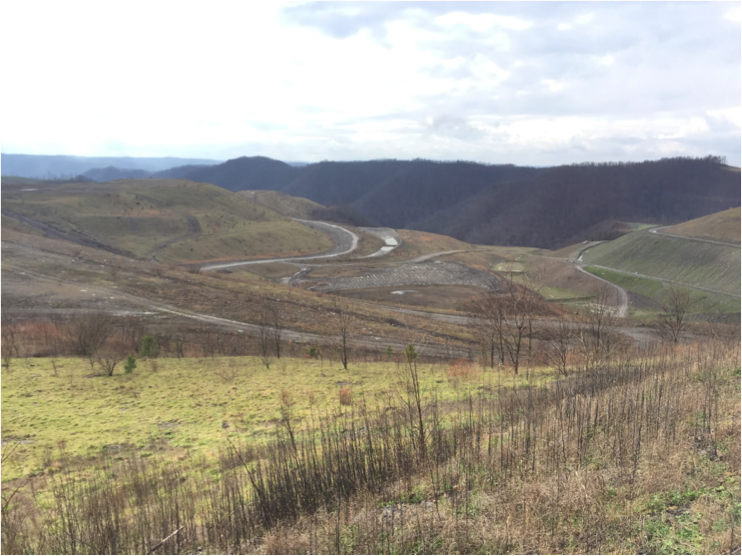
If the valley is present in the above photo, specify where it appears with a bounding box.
[1,167,739,555]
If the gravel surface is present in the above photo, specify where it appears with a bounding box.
[310,260,498,292]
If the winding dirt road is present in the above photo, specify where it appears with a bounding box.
[200,220,359,271]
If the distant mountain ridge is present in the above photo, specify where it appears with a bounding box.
[1,154,222,179]
[5,154,738,249]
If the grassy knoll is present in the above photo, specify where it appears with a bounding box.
[664,207,741,244]
[1,355,552,482]
[1,180,332,263]
[582,230,740,296]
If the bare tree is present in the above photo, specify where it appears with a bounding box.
[543,315,575,376]
[1,322,20,371]
[501,276,539,375]
[63,311,115,366]
[578,284,617,370]
[466,292,506,369]
[331,299,354,370]
[256,318,274,369]
[95,351,124,377]
[654,285,693,344]
[266,304,284,359]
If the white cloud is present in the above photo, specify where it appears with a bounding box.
[1,2,739,166]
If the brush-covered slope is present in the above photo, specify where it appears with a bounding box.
[663,207,740,244]
[1,179,332,264]
[238,190,377,227]
[238,190,324,219]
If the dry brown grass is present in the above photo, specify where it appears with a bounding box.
[3,338,738,555]
[664,207,740,244]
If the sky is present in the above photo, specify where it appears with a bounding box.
[2,1,740,166]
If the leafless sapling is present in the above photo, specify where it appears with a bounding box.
[654,285,693,344]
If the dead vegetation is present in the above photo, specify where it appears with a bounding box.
[2,336,739,554]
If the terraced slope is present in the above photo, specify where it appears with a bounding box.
[0,180,332,264]
[662,207,740,244]
[581,229,740,297]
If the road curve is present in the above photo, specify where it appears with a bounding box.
[573,264,629,318]
[566,243,629,318]
[201,220,359,271]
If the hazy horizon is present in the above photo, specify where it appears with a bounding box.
[3,2,740,166]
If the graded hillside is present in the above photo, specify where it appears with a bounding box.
[0,179,333,264]
[581,229,740,297]
[662,207,740,244]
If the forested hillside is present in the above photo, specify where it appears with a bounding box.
[56,155,739,249]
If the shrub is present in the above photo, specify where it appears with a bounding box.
[338,386,352,406]
[139,335,159,358]
[123,356,137,374]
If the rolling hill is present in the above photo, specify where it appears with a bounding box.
[0,179,333,264]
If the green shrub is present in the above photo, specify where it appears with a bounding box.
[139,336,159,358]
[124,356,137,374]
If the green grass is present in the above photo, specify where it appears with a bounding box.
[582,230,740,296]
[584,266,740,315]
[1,356,556,481]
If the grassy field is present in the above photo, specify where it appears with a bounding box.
[582,229,740,296]
[664,207,740,244]
[1,180,333,264]
[584,266,740,316]
[3,341,739,555]
[1,355,553,482]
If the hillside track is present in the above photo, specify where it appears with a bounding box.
[554,242,629,318]
[648,226,741,248]
[573,264,629,318]
[144,214,202,262]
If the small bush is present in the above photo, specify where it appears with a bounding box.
[139,335,159,358]
[338,386,352,406]
[123,356,137,374]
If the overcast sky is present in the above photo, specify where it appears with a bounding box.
[3,1,740,166]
